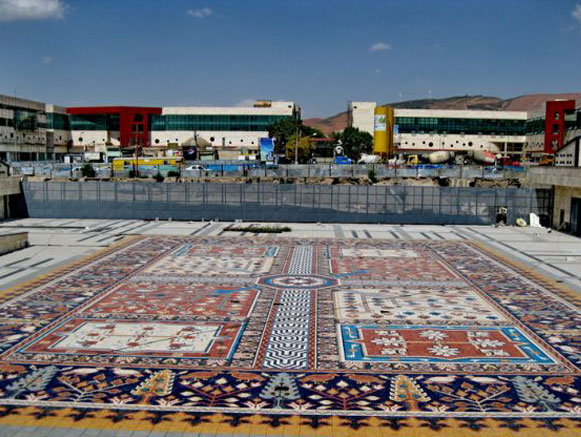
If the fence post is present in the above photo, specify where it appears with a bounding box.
[61,182,65,213]
[330,184,333,212]
[438,186,442,221]
[366,185,369,214]
[475,188,479,221]
[348,185,351,212]
[456,187,461,222]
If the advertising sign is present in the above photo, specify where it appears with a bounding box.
[84,152,101,162]
[183,147,197,160]
[374,115,387,131]
[260,138,275,162]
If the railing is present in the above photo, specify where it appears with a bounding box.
[22,181,550,225]
[10,163,527,180]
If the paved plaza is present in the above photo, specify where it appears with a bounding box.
[0,220,579,435]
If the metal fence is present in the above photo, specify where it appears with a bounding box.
[10,162,527,180]
[23,181,551,225]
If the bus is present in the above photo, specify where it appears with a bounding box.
[112,157,183,176]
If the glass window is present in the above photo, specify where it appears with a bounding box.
[394,116,526,136]
[150,114,294,131]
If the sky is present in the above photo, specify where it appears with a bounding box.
[0,0,580,118]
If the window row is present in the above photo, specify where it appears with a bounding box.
[69,114,120,131]
[47,113,71,130]
[150,115,292,131]
[395,117,526,135]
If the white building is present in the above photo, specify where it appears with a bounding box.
[150,101,299,159]
[347,102,528,157]
[348,101,376,135]
[393,108,527,156]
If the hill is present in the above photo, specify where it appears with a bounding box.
[304,93,581,135]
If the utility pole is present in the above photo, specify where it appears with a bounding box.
[294,125,299,165]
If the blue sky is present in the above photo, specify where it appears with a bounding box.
[0,0,580,117]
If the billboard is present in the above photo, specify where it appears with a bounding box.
[260,138,275,162]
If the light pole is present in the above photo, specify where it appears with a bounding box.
[294,126,299,165]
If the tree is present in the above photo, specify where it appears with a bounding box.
[285,135,314,163]
[334,127,373,160]
[81,163,96,178]
[301,125,326,139]
[268,118,302,154]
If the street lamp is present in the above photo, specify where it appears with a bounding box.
[294,126,299,165]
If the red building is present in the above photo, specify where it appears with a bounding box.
[544,100,576,154]
[66,106,162,147]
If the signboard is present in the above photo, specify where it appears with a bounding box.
[260,138,275,162]
[374,115,387,131]
[84,152,101,162]
[183,147,197,160]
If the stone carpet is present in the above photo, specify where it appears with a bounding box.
[0,224,579,435]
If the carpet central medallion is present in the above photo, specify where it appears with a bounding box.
[257,273,339,290]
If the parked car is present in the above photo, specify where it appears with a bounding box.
[333,156,352,165]
[185,165,206,171]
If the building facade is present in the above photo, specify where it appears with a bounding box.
[0,95,48,161]
[0,94,300,161]
[525,100,581,160]
[348,100,581,160]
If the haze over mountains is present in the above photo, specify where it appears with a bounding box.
[304,93,581,135]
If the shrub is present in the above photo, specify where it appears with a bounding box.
[81,164,96,178]
[128,169,136,178]
[368,168,377,184]
[153,172,165,182]
[167,170,180,178]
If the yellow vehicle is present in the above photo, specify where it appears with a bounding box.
[538,155,555,166]
[112,157,182,172]
[406,155,420,165]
